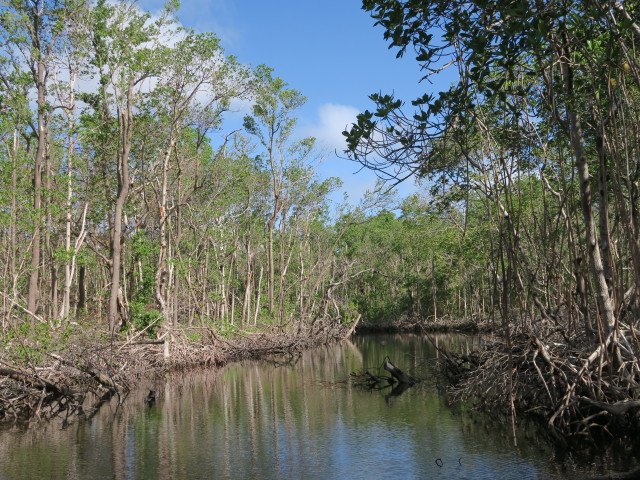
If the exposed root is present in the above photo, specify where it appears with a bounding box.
[0,319,354,426]
[439,326,640,445]
[0,343,126,424]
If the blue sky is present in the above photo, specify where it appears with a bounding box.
[137,0,445,202]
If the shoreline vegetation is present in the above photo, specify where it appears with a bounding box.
[369,315,640,448]
[0,318,358,426]
[2,320,639,480]
[3,312,639,454]
[0,316,481,428]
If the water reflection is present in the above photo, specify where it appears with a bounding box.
[0,334,629,479]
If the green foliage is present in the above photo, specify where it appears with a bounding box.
[346,0,636,192]
[128,302,162,337]
[131,230,158,298]
[243,68,307,152]
[185,330,202,342]
[339,202,474,324]
[338,0,640,332]
[126,231,161,336]
[217,322,242,338]
[1,321,75,367]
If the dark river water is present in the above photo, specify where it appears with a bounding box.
[0,333,636,479]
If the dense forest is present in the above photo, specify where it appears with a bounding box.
[0,0,353,336]
[349,0,640,337]
[1,0,640,443]
[0,0,489,339]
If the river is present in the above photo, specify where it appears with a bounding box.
[0,333,635,479]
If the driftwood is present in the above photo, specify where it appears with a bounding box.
[383,357,417,385]
[0,346,125,424]
[350,357,419,399]
[0,365,67,397]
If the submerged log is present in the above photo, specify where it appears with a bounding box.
[385,381,412,405]
[144,390,156,406]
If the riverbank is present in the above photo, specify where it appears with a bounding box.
[358,316,640,448]
[0,314,498,426]
[356,315,494,334]
[432,320,640,449]
[4,315,639,452]
[0,319,354,426]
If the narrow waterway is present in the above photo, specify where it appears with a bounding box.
[0,334,634,479]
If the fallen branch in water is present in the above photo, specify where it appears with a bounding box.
[383,356,417,385]
[350,357,421,396]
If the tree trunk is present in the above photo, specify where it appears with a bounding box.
[595,129,616,304]
[267,223,275,315]
[108,78,134,336]
[77,263,86,313]
[60,68,78,320]
[254,264,263,326]
[154,137,176,323]
[565,95,617,335]
[27,57,47,316]
[242,244,253,330]
[9,130,18,303]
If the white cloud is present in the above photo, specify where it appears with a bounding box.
[305,103,360,152]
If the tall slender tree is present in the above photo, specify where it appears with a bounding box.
[243,69,307,320]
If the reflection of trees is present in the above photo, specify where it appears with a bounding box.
[0,334,607,479]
